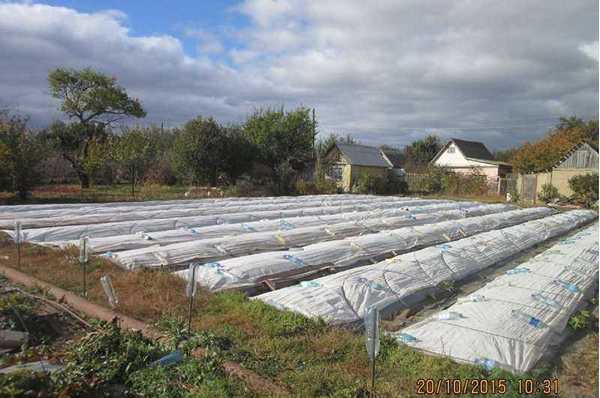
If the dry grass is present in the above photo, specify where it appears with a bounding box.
[558,333,599,398]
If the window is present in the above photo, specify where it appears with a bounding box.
[447,146,455,153]
[329,165,343,181]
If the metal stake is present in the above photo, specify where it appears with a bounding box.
[365,306,380,398]
[371,357,376,398]
[79,237,89,297]
[186,263,199,334]
[15,221,21,268]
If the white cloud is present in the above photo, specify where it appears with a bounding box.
[185,28,225,54]
[579,41,599,61]
[0,1,597,149]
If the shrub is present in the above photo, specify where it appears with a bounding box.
[441,171,460,195]
[352,173,387,194]
[385,173,408,194]
[315,177,338,194]
[569,173,598,207]
[144,159,177,185]
[538,183,560,202]
[461,172,489,195]
[422,166,445,193]
[295,178,338,195]
[295,179,318,195]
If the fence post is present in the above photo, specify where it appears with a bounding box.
[14,221,21,268]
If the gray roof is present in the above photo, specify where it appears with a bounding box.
[336,143,392,167]
[450,138,494,160]
[431,138,496,164]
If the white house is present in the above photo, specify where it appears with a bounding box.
[430,138,512,179]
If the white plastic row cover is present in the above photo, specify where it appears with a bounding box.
[8,198,449,243]
[0,195,420,229]
[178,206,553,291]
[112,202,505,270]
[0,194,392,221]
[255,210,596,325]
[396,223,598,374]
[46,201,494,253]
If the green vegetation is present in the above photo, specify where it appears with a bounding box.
[569,173,598,208]
[538,183,561,203]
[568,310,592,330]
[409,166,489,196]
[244,107,315,194]
[48,67,146,188]
[403,134,442,171]
[0,321,248,397]
[352,173,407,195]
[0,112,44,199]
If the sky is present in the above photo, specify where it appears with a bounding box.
[0,1,598,150]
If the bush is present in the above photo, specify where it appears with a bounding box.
[569,173,598,207]
[295,178,338,195]
[538,183,560,202]
[352,173,387,194]
[461,172,488,195]
[422,166,445,193]
[144,159,177,185]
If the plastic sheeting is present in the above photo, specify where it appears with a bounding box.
[255,210,596,325]
[0,194,387,220]
[45,201,495,252]
[0,195,418,229]
[8,198,448,243]
[179,207,554,291]
[395,223,599,374]
[114,203,513,270]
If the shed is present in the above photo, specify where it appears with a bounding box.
[518,141,599,200]
[324,143,393,191]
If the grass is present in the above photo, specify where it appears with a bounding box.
[2,231,587,397]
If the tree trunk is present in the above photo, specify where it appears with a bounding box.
[131,167,136,198]
[78,170,90,189]
[63,154,90,188]
[210,168,218,187]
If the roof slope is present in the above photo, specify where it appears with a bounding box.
[336,143,392,167]
[451,138,495,161]
[380,147,404,168]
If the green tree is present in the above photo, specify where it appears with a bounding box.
[81,137,112,187]
[0,113,45,199]
[112,128,157,196]
[221,125,257,184]
[493,148,517,163]
[47,67,146,188]
[405,135,442,165]
[172,117,228,185]
[244,107,314,193]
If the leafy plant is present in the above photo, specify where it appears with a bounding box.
[568,310,591,330]
[538,183,560,202]
[0,112,45,198]
[569,173,598,207]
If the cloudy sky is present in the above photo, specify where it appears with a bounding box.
[0,1,597,149]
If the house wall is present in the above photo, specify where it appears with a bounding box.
[434,142,491,168]
[517,168,597,201]
[540,169,597,197]
[346,165,387,191]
